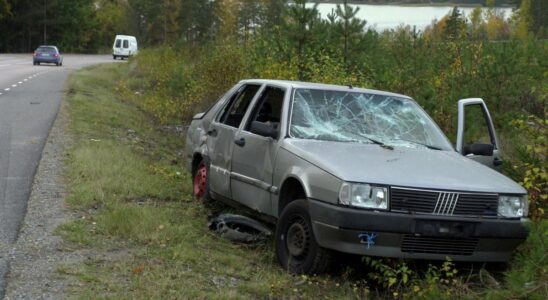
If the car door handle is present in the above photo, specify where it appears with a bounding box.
[207,129,217,137]
[493,157,503,166]
[234,138,245,147]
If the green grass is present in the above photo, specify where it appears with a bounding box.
[57,63,548,299]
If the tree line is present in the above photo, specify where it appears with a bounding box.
[0,0,545,53]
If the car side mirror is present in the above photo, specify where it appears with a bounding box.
[463,143,494,156]
[192,112,205,120]
[250,121,278,139]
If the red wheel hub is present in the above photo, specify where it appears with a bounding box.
[193,164,208,198]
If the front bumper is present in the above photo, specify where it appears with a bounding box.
[309,199,529,262]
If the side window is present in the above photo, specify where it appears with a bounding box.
[245,86,285,131]
[115,39,121,48]
[123,40,129,48]
[218,84,261,128]
[463,104,494,146]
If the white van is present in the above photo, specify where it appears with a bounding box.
[112,35,138,60]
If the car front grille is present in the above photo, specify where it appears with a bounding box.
[401,235,478,256]
[390,187,498,216]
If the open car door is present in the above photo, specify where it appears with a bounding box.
[456,98,503,171]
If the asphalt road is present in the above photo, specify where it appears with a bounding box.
[0,54,118,297]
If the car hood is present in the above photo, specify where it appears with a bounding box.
[282,139,526,194]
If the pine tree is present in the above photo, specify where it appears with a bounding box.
[443,7,466,41]
[285,0,319,80]
[334,1,366,67]
[0,0,10,21]
[179,0,219,43]
[260,0,286,32]
[237,0,262,41]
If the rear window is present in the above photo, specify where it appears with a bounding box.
[37,47,56,53]
[115,39,121,48]
[123,40,129,48]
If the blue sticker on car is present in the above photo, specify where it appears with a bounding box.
[358,232,377,249]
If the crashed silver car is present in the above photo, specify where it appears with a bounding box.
[185,80,529,274]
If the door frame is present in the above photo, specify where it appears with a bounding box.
[456,98,500,154]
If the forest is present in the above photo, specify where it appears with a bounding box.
[0,0,545,52]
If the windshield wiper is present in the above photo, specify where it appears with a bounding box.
[393,139,442,150]
[354,133,394,150]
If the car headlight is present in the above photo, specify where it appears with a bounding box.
[339,182,388,210]
[498,195,528,218]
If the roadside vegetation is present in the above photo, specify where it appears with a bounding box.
[60,61,546,299]
[56,0,546,299]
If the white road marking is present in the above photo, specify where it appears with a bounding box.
[5,88,10,91]
[18,81,22,84]
[11,84,17,87]
[23,79,28,82]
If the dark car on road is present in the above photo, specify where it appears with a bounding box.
[33,45,63,66]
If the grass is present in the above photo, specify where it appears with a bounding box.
[57,63,548,299]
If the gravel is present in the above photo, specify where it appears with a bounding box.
[3,102,79,299]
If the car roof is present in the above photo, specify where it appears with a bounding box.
[115,35,136,39]
[238,79,412,99]
[37,45,58,49]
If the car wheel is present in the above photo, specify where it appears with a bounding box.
[113,55,116,60]
[56,62,59,66]
[275,199,332,274]
[193,161,211,201]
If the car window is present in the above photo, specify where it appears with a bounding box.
[463,104,494,145]
[218,84,261,128]
[37,47,56,53]
[115,39,121,48]
[245,86,285,131]
[123,40,129,48]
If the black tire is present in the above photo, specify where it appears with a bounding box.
[113,55,116,60]
[192,160,212,202]
[275,199,332,274]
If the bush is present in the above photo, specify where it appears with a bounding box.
[510,114,547,220]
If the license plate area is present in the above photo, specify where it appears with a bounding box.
[414,220,475,238]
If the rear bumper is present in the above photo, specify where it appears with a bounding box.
[34,57,61,63]
[309,199,529,262]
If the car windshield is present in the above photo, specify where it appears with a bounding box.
[290,88,452,150]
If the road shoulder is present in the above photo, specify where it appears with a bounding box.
[4,100,75,299]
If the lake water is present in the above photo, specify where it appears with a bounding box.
[311,4,515,32]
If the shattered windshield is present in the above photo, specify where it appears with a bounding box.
[290,89,452,150]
